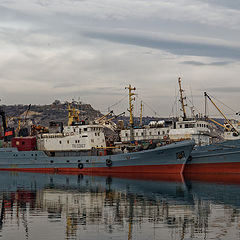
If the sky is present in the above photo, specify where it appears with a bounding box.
[0,0,240,118]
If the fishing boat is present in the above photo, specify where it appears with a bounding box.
[184,92,240,174]
[0,97,194,174]
[120,78,212,146]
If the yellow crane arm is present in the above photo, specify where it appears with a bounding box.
[208,117,231,131]
[95,111,113,122]
[204,92,239,134]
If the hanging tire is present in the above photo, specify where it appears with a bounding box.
[106,159,112,167]
[78,163,84,169]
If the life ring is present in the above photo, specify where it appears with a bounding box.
[163,135,168,140]
[106,159,112,167]
[66,133,69,136]
[71,132,74,136]
[78,163,84,169]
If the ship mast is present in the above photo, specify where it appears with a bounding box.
[178,77,187,120]
[125,84,136,142]
[140,101,143,127]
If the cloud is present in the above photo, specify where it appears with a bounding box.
[198,0,240,11]
[205,87,240,93]
[181,60,233,66]
[84,29,240,59]
[0,0,240,116]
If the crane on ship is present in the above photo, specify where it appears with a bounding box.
[95,111,125,131]
[204,92,239,136]
[68,103,81,126]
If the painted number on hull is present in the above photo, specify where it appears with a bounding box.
[176,151,185,160]
[72,144,85,148]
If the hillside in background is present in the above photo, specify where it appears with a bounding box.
[1,100,102,127]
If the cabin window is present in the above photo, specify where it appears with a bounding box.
[149,132,151,135]
[158,131,160,135]
[75,140,77,143]
[91,139,94,143]
[185,124,189,128]
[67,140,69,144]
[136,132,138,136]
[22,141,25,145]
[163,131,165,135]
[74,128,76,132]
[59,141,62,144]
[79,129,81,134]
[180,125,182,128]
[126,133,128,137]
[84,128,87,131]
[142,132,144,136]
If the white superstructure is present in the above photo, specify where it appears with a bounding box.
[223,121,240,140]
[37,124,106,151]
[120,121,171,142]
[169,118,210,146]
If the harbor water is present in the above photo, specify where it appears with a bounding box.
[0,172,240,240]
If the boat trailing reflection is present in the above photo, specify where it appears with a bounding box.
[1,172,240,239]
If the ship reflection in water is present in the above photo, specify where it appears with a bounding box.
[1,173,240,240]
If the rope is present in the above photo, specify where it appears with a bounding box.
[208,93,237,113]
[106,94,128,112]
[135,95,161,117]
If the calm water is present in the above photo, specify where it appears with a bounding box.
[0,172,240,240]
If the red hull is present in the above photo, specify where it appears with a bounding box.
[185,162,240,174]
[0,164,184,174]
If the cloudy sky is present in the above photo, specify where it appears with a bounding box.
[0,0,240,118]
